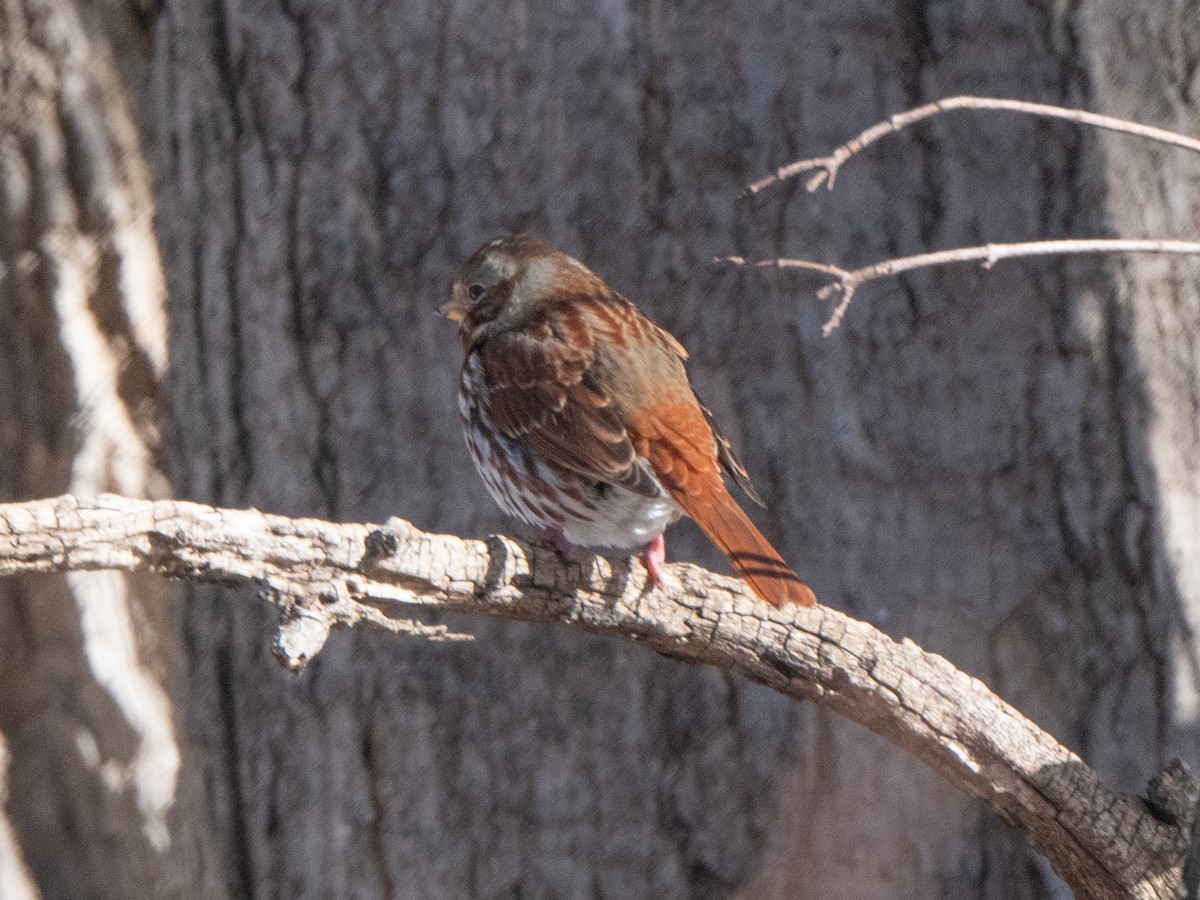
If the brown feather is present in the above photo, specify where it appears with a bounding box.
[478,311,657,497]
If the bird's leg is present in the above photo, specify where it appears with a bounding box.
[643,533,667,589]
[539,526,580,561]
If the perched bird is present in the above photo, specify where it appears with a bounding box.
[440,234,816,608]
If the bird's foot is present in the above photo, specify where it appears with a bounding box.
[643,533,667,589]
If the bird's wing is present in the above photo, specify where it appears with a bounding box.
[631,312,763,505]
[693,394,765,507]
[479,324,660,498]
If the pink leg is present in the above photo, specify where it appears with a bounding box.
[643,533,667,589]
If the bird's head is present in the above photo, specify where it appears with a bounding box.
[440,234,598,347]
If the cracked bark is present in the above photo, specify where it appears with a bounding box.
[0,492,1194,899]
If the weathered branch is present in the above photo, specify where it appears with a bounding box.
[0,494,1192,899]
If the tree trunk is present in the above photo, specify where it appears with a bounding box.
[2,0,1199,897]
[0,0,175,897]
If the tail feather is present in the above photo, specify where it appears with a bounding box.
[680,490,817,608]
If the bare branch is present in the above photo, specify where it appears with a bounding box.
[0,493,1193,899]
[718,239,1200,335]
[746,95,1200,195]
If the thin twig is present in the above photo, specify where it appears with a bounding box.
[718,239,1200,335]
[746,96,1200,195]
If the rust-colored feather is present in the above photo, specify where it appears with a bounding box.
[628,401,816,608]
[680,489,817,608]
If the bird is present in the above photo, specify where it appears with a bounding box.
[439,234,816,608]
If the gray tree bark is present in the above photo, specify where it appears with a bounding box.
[0,0,175,898]
[2,0,1199,898]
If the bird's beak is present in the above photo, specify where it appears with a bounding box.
[438,298,467,322]
[438,284,470,321]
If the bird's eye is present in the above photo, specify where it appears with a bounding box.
[468,283,485,300]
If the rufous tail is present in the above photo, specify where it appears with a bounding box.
[680,489,817,608]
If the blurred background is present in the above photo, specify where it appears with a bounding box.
[2,0,1200,897]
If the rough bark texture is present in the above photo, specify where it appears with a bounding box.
[1,0,1199,897]
[1,493,1195,899]
[0,1,174,898]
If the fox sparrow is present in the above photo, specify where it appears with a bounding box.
[440,234,816,608]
